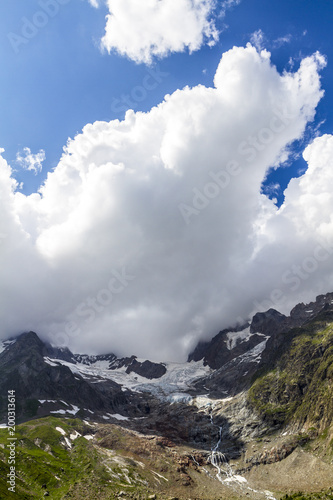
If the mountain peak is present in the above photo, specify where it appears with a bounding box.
[250,308,288,335]
[16,330,44,346]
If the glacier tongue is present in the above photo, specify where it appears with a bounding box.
[44,356,212,401]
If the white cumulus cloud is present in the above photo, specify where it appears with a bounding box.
[98,0,221,63]
[0,45,331,362]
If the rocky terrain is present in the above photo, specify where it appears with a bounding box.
[0,292,333,498]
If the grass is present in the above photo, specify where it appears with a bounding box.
[0,416,152,499]
[281,491,333,500]
[248,318,333,431]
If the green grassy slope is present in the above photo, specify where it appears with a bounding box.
[248,311,333,433]
[0,416,155,499]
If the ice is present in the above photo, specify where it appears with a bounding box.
[88,360,110,370]
[46,357,212,402]
[191,395,216,409]
[166,393,193,404]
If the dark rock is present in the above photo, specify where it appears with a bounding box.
[0,331,128,421]
[126,359,167,379]
[74,352,118,367]
[246,442,297,466]
[71,351,167,379]
[43,344,76,363]
[250,309,288,335]
[188,322,250,365]
[188,321,268,373]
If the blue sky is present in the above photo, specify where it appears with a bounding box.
[1,0,332,201]
[1,0,333,359]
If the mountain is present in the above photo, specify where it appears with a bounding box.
[249,305,333,431]
[188,293,333,369]
[0,331,138,422]
[0,293,333,499]
[188,293,333,396]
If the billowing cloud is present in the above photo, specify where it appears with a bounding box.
[16,147,45,175]
[0,45,331,362]
[98,0,221,64]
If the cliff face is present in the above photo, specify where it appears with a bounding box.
[188,293,333,370]
[248,306,333,431]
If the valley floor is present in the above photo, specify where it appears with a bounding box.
[0,416,332,500]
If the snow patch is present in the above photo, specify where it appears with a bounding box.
[55,427,66,436]
[44,357,59,367]
[69,405,80,415]
[63,437,72,448]
[152,470,168,481]
[51,405,80,416]
[70,431,81,440]
[0,339,16,354]
[225,327,252,350]
[83,434,94,440]
[109,413,129,421]
[236,339,268,364]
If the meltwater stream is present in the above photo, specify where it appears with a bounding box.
[203,402,276,500]
[207,408,233,482]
